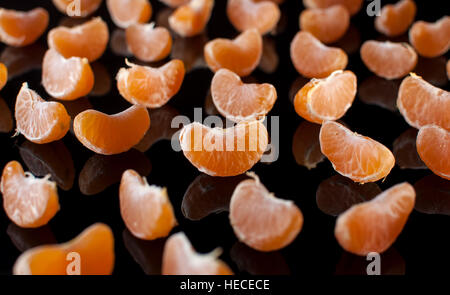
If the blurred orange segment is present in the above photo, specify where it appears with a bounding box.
[211,69,277,122]
[227,0,280,35]
[168,0,214,37]
[229,173,303,251]
[1,161,59,228]
[375,0,416,37]
[107,0,152,28]
[397,73,450,131]
[74,105,150,155]
[162,232,233,275]
[0,63,7,90]
[15,83,70,144]
[52,0,103,17]
[299,5,350,44]
[13,223,114,275]
[42,49,94,101]
[0,8,49,47]
[48,17,109,62]
[120,169,177,240]
[320,121,395,183]
[126,23,172,62]
[360,40,417,80]
[117,60,185,108]
[294,70,357,124]
[290,31,347,78]
[409,16,450,58]
[204,29,262,77]
[335,183,415,256]
[303,0,363,15]
[416,125,450,180]
[179,120,268,176]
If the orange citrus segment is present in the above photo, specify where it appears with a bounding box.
[375,0,416,37]
[13,223,114,275]
[180,120,268,176]
[204,29,262,77]
[162,232,233,275]
[227,0,280,35]
[409,16,450,58]
[335,182,415,256]
[126,23,172,62]
[360,40,417,80]
[396,73,450,131]
[0,7,49,47]
[73,105,150,155]
[15,83,70,144]
[48,17,109,62]
[107,0,152,28]
[1,161,59,228]
[319,121,395,183]
[290,31,348,78]
[416,125,450,180]
[211,68,277,122]
[294,70,357,124]
[0,62,7,90]
[229,173,303,251]
[120,169,177,240]
[299,5,350,44]
[52,0,103,17]
[168,0,214,37]
[117,59,185,108]
[303,0,363,16]
[42,49,94,101]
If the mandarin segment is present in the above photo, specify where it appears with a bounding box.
[168,0,214,37]
[290,31,348,78]
[13,223,114,275]
[227,0,280,35]
[409,16,450,58]
[120,169,177,240]
[335,182,415,256]
[73,105,150,155]
[375,0,416,37]
[360,40,417,80]
[211,69,277,122]
[204,29,262,77]
[1,161,60,229]
[162,232,233,275]
[126,23,172,62]
[229,173,303,251]
[319,121,395,183]
[0,62,7,90]
[107,0,152,28]
[52,0,103,17]
[303,0,363,16]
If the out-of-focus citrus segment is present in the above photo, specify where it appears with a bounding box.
[52,0,103,17]
[303,0,363,16]
[375,0,416,37]
[107,0,152,28]
[409,16,450,58]
[126,23,172,62]
[1,161,59,228]
[0,63,7,90]
[168,0,214,37]
[227,0,280,35]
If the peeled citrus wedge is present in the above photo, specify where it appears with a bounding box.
[42,49,94,101]
[0,7,49,47]
[416,125,450,180]
[375,0,416,37]
[227,0,280,35]
[162,232,233,275]
[303,0,363,16]
[179,120,268,176]
[409,16,450,58]
[120,169,177,240]
[117,60,185,108]
[73,105,150,155]
[229,173,303,251]
[126,23,172,62]
[1,161,59,228]
[294,70,357,124]
[335,182,415,256]
[204,29,262,77]
[290,31,348,78]
[168,0,214,37]
[360,40,417,80]
[299,5,350,44]
[52,0,103,17]
[211,68,277,122]
[13,223,114,275]
[48,17,109,62]
[107,0,152,28]
[397,73,449,131]
[15,83,70,144]
[0,62,7,90]
[320,121,395,183]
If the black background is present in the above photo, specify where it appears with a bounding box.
[0,0,449,276]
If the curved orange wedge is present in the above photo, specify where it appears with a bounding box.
[52,0,103,17]
[168,0,214,37]
[227,0,280,35]
[126,23,172,62]
[107,0,152,28]
[375,0,416,37]
[409,16,450,58]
